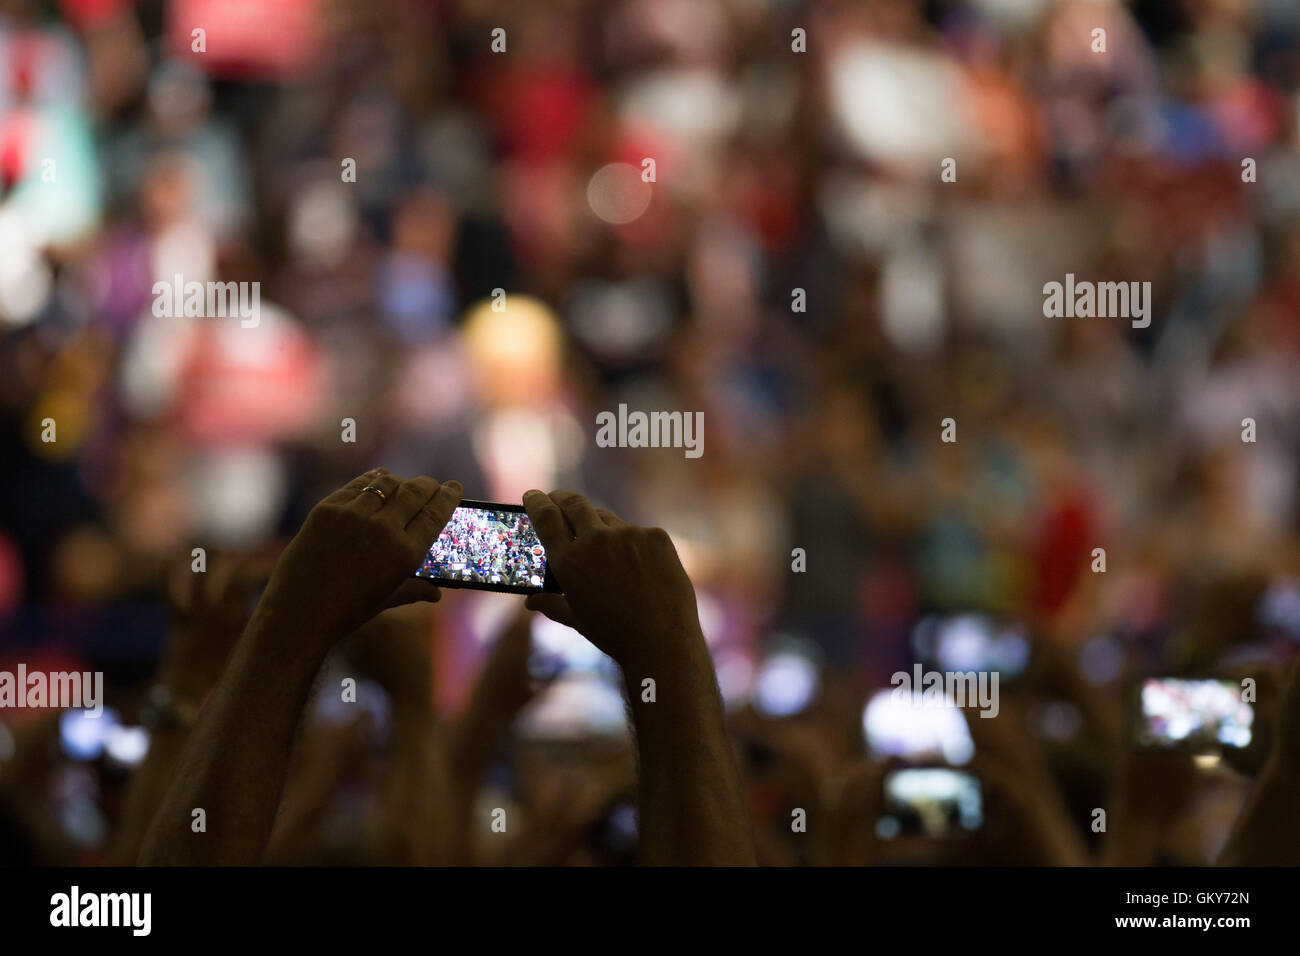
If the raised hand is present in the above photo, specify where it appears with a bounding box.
[139,470,461,865]
[258,469,461,648]
[520,488,755,865]
[521,489,702,670]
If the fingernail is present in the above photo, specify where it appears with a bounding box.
[444,480,462,493]
[524,489,541,498]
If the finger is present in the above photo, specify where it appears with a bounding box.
[389,476,441,528]
[549,489,603,535]
[349,472,403,515]
[523,489,574,557]
[595,507,628,528]
[524,593,581,631]
[322,468,388,506]
[385,578,443,609]
[407,479,463,546]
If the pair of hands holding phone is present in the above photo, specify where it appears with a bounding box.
[259,468,704,669]
[142,468,752,866]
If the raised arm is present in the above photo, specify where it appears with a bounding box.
[112,557,267,864]
[522,489,756,866]
[138,470,460,865]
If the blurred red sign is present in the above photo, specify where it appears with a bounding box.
[169,0,322,79]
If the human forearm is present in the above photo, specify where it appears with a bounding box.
[114,654,222,863]
[623,626,755,866]
[375,703,446,865]
[137,604,333,865]
[516,491,755,865]
[137,470,460,865]
[113,727,190,864]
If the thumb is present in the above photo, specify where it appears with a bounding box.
[524,593,581,631]
[386,578,443,609]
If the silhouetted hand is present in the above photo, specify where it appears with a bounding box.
[258,469,461,647]
[522,489,702,669]
[521,489,755,865]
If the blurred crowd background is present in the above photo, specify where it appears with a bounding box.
[2,0,1299,866]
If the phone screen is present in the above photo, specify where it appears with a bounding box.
[862,689,975,765]
[1135,678,1253,750]
[879,768,983,838]
[413,500,559,594]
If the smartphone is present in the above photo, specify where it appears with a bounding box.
[1131,677,1253,751]
[878,768,983,839]
[862,688,974,765]
[413,500,560,594]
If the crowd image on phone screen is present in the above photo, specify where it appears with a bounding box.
[1139,679,1254,750]
[416,507,547,589]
